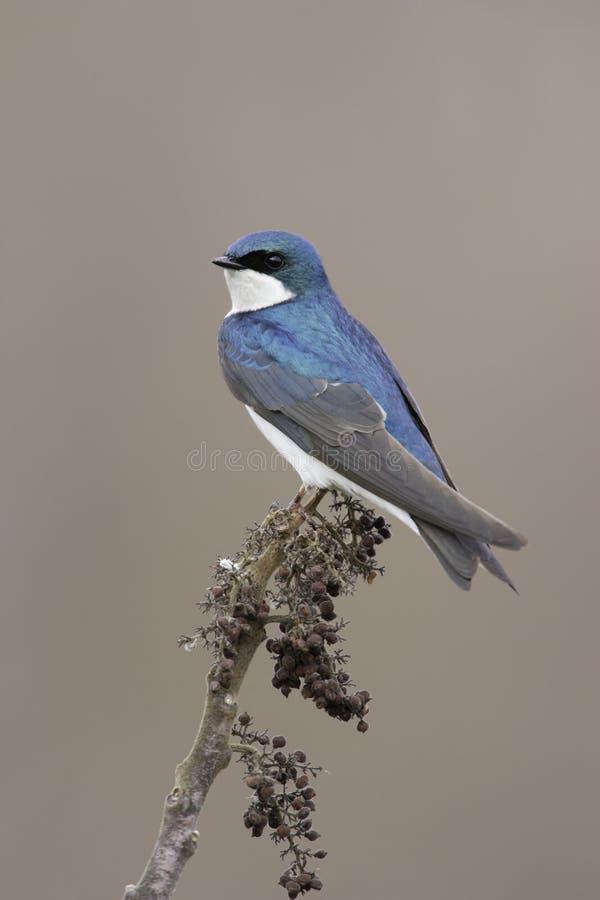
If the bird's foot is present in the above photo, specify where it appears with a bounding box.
[287,485,307,510]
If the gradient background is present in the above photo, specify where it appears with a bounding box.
[2,3,599,899]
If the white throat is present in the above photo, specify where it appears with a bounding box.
[223,268,295,316]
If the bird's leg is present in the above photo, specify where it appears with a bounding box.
[302,487,328,514]
[288,484,307,509]
[287,486,328,518]
[299,488,328,519]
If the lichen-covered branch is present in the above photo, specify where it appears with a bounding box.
[123,490,327,900]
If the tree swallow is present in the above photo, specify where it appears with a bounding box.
[213,231,526,590]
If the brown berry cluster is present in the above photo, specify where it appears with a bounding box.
[232,714,326,897]
[266,497,391,731]
[352,512,392,565]
[267,618,372,730]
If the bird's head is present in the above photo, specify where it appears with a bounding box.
[213,230,330,314]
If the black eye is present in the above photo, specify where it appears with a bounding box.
[264,252,285,271]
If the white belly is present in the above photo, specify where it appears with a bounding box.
[246,406,419,535]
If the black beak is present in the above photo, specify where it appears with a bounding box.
[212,255,245,270]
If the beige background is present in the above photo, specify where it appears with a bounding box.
[2,3,599,899]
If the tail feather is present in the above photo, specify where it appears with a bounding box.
[415,520,519,592]
[461,537,519,594]
[415,520,478,591]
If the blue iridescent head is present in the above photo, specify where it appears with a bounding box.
[213,230,331,313]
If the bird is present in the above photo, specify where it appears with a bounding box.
[213,230,526,590]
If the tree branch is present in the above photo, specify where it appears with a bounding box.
[123,489,327,900]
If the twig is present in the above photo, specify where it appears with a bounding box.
[265,613,292,624]
[122,489,327,900]
[228,742,262,758]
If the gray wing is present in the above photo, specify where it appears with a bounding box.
[221,354,526,550]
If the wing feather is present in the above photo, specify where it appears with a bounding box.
[220,349,526,550]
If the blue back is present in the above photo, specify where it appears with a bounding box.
[219,287,446,480]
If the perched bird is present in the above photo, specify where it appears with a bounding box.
[213,231,526,590]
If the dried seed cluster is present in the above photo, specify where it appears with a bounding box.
[178,507,300,656]
[267,620,372,730]
[267,499,390,731]
[232,714,326,897]
[178,496,393,897]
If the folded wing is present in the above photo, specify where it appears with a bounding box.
[220,349,526,551]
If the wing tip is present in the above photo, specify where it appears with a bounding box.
[497,529,527,550]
